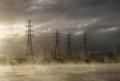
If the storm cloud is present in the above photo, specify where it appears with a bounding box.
[0,0,120,55]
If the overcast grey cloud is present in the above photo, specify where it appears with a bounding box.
[0,0,120,23]
[0,0,120,55]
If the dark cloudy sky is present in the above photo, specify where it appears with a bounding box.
[0,0,120,55]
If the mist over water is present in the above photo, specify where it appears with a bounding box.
[0,64,119,81]
[0,0,120,81]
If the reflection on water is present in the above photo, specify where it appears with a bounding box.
[0,64,120,81]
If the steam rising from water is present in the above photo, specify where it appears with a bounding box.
[0,63,120,81]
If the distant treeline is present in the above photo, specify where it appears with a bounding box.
[0,51,119,65]
[38,50,120,63]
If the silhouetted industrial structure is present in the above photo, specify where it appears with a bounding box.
[53,30,61,60]
[83,32,88,53]
[26,20,34,57]
[66,33,72,58]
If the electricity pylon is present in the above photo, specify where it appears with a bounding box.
[26,20,34,57]
[82,31,88,55]
[53,30,61,60]
[66,33,72,58]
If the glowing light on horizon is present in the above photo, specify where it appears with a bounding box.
[0,23,26,39]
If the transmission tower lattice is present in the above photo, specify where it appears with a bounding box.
[26,20,34,57]
[53,30,61,59]
[66,33,72,58]
[82,32,88,54]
